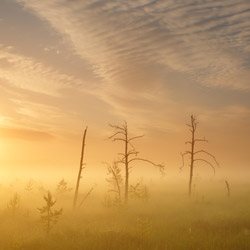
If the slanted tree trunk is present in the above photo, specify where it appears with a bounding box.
[73,126,88,208]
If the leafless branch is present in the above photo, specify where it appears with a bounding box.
[194,150,219,166]
[194,138,208,143]
[106,164,121,197]
[78,185,96,208]
[116,159,125,164]
[109,124,126,132]
[128,158,164,171]
[113,138,126,142]
[118,153,125,157]
[180,151,191,170]
[128,142,135,150]
[108,189,119,193]
[127,150,139,157]
[194,158,216,175]
[128,135,144,142]
[107,131,126,140]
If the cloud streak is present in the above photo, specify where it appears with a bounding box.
[0,126,53,141]
[16,0,250,91]
[0,44,86,96]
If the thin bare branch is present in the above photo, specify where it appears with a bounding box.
[128,135,144,142]
[118,153,125,157]
[109,124,126,132]
[194,138,208,143]
[127,150,139,157]
[116,159,125,164]
[128,141,135,149]
[194,150,219,166]
[78,185,96,208]
[113,138,126,142]
[108,189,119,193]
[194,158,216,175]
[107,131,126,140]
[180,151,191,170]
[107,165,121,198]
[128,158,164,171]
[225,180,231,197]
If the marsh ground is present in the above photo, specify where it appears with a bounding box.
[1,180,250,250]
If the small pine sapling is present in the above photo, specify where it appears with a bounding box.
[129,179,149,201]
[56,178,72,194]
[7,193,21,215]
[25,180,34,192]
[38,191,63,235]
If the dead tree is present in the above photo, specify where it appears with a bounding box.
[104,161,123,204]
[181,115,219,196]
[108,121,164,204]
[73,126,88,208]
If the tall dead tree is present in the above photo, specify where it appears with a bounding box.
[73,126,88,208]
[108,121,164,204]
[181,115,219,196]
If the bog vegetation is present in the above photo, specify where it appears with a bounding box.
[1,116,249,250]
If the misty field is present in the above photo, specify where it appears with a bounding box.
[1,180,250,250]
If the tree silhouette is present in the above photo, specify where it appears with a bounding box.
[56,178,72,195]
[181,115,219,196]
[73,126,87,208]
[7,193,21,215]
[104,161,123,205]
[25,179,34,192]
[108,121,164,203]
[38,191,62,235]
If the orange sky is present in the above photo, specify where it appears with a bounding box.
[0,0,250,183]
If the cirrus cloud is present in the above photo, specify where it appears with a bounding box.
[15,0,250,91]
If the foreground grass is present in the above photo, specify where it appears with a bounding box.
[1,190,250,250]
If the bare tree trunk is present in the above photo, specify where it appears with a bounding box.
[225,180,231,198]
[108,121,164,205]
[124,124,129,204]
[189,116,195,196]
[181,115,219,197]
[73,127,88,209]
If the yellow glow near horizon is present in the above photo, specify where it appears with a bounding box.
[0,116,4,125]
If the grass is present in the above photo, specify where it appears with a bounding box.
[1,183,250,250]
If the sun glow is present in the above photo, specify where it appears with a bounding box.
[0,116,4,125]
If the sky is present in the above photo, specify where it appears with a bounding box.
[0,0,250,183]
